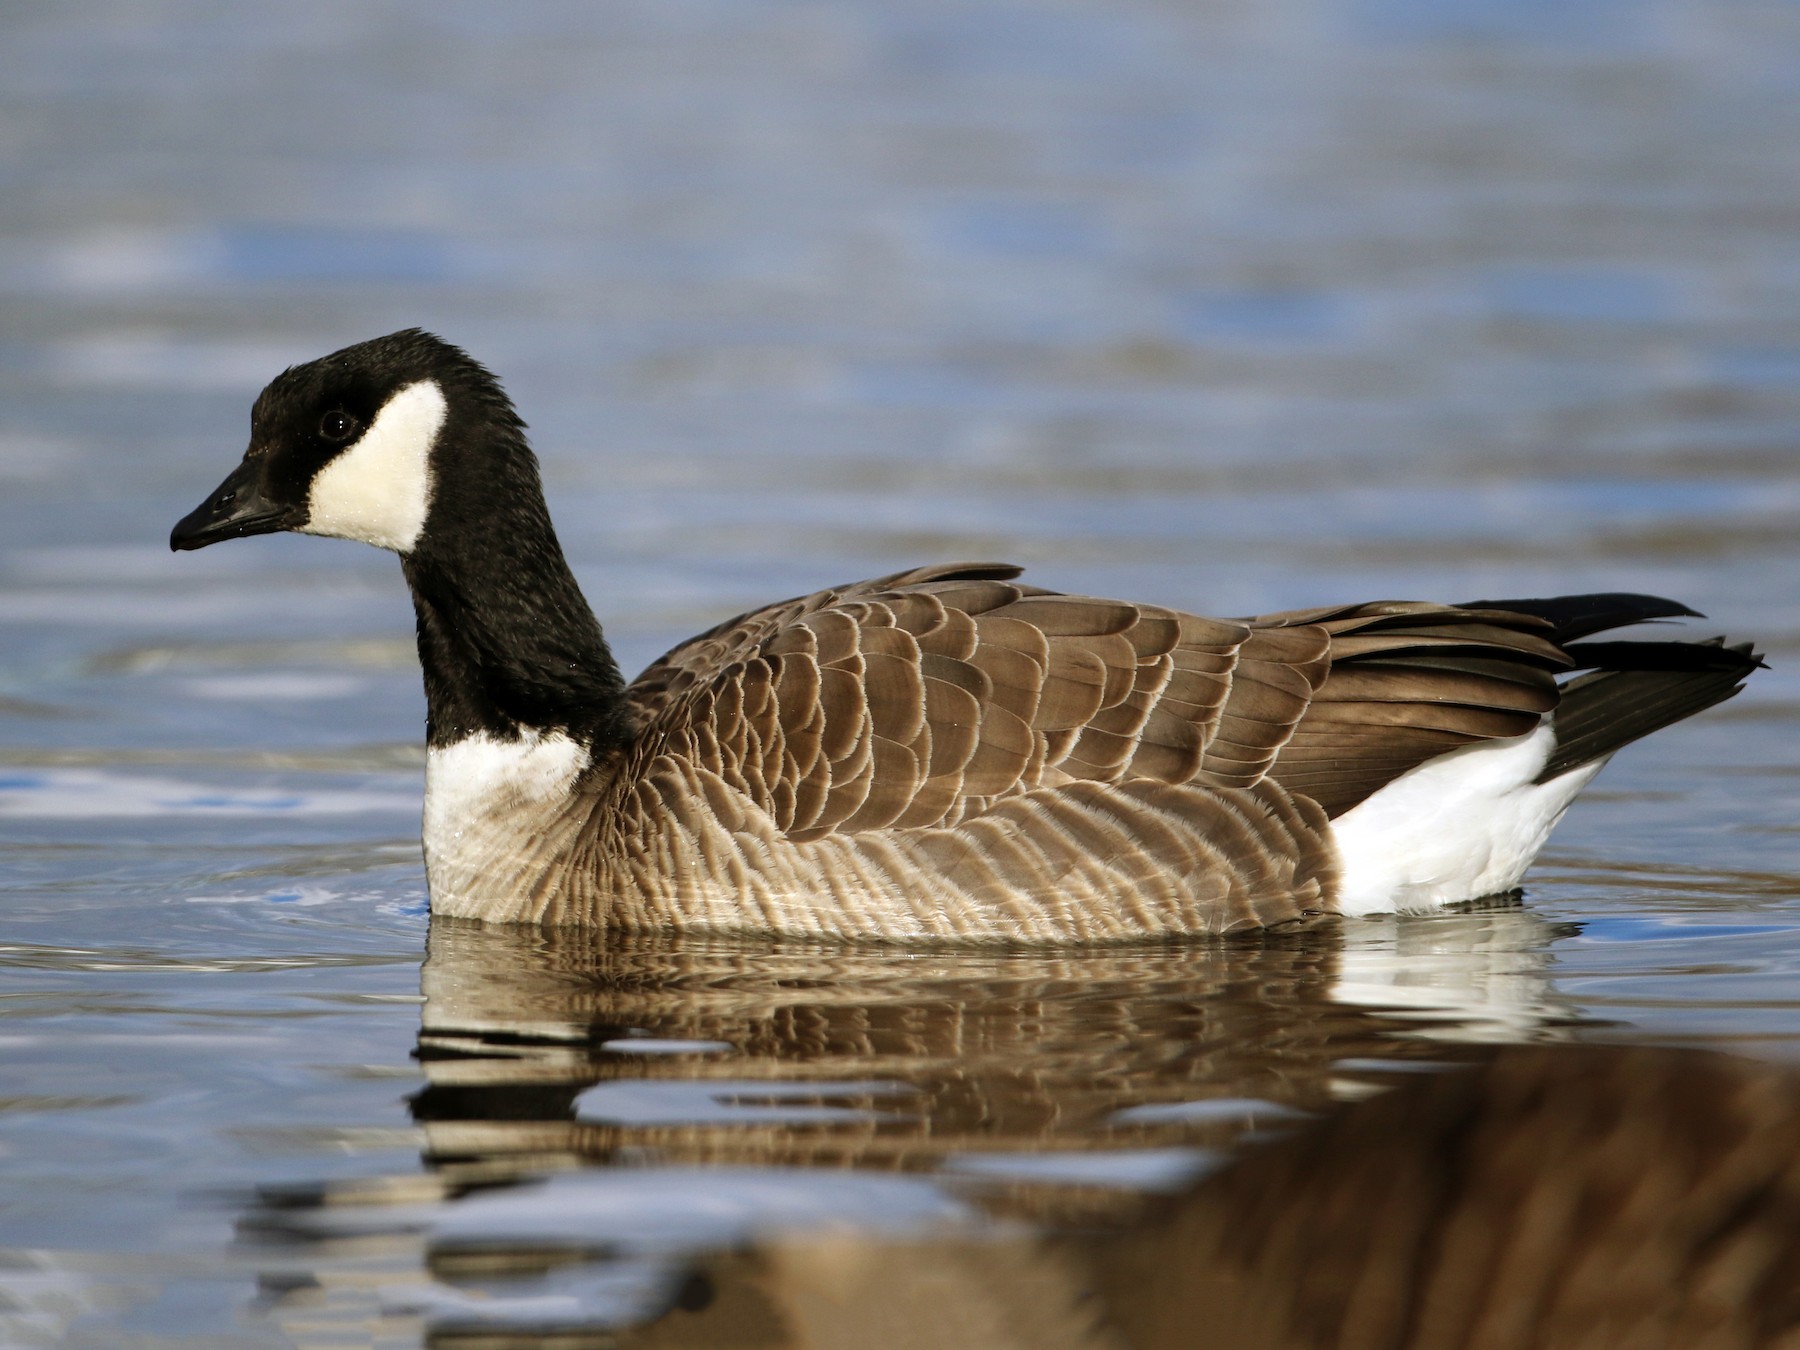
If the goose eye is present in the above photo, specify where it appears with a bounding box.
[319,410,358,442]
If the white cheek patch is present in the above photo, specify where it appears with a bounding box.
[301,379,445,553]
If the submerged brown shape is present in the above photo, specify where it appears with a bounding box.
[621,1045,1800,1350]
[1096,1043,1800,1350]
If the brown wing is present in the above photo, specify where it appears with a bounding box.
[625,562,1252,841]
[624,564,1574,839]
[1254,601,1570,814]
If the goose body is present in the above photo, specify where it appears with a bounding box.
[171,330,1761,941]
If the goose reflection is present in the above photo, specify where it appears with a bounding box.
[410,906,1574,1197]
[246,906,1590,1342]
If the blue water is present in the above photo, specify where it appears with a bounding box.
[2,0,1799,1342]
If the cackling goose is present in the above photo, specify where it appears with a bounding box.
[170,330,1762,940]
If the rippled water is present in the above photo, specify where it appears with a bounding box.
[3,0,1800,1343]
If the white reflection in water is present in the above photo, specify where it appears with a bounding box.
[384,1262,678,1334]
[1109,1097,1314,1127]
[368,1168,980,1334]
[597,1037,736,1055]
[0,227,213,294]
[183,884,386,910]
[941,1147,1219,1191]
[433,1167,973,1251]
[180,673,368,701]
[574,1078,918,1127]
[1331,906,1575,1042]
[0,767,417,818]
[36,332,310,390]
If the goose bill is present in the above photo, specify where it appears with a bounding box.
[169,460,294,551]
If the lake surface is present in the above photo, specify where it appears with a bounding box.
[3,0,1799,1343]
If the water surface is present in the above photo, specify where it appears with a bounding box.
[2,0,1799,1343]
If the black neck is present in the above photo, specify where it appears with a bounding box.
[400,418,632,752]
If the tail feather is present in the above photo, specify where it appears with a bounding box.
[1538,639,1762,782]
[1460,592,1701,643]
[1457,594,1763,783]
[1560,638,1762,673]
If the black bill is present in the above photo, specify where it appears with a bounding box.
[170,460,294,551]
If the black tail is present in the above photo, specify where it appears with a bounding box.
[1537,640,1761,781]
[1459,593,1764,782]
[1462,591,1700,642]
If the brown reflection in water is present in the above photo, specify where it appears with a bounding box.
[411,917,1500,1218]
[250,909,1582,1343]
[616,1046,1800,1350]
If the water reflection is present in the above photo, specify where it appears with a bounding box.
[411,918,1521,1190]
[1334,904,1583,1042]
[245,910,1583,1341]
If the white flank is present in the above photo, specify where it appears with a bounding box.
[301,378,445,552]
[423,729,589,862]
[1330,722,1608,916]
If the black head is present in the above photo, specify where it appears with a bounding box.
[170,329,520,554]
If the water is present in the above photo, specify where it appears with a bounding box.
[3,0,1799,1343]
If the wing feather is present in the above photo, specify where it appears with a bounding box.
[623,563,1639,841]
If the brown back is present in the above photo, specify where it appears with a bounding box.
[623,562,1572,833]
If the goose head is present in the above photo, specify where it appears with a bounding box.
[170,328,525,556]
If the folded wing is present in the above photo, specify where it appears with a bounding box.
[624,563,1623,836]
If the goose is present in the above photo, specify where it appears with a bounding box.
[170,329,1761,941]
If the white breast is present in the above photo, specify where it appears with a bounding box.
[301,379,445,553]
[423,729,590,871]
